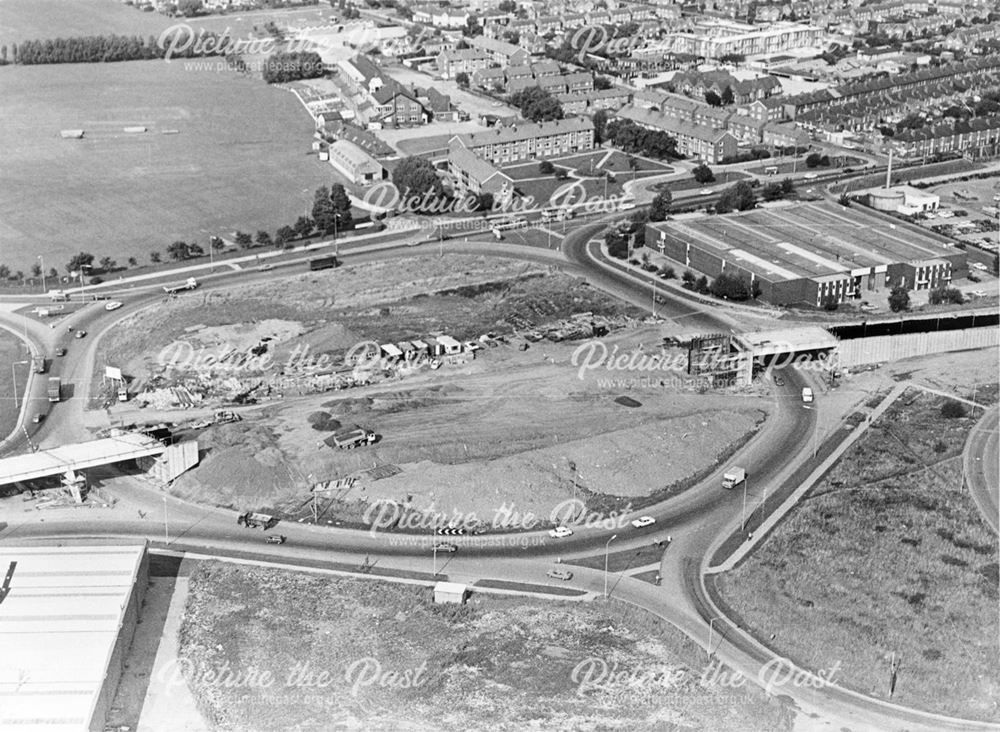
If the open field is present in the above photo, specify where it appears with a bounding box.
[0,60,329,272]
[178,561,794,731]
[718,384,1000,721]
[0,0,176,45]
[0,0,340,46]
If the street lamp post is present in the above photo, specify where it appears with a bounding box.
[603,534,618,599]
[432,544,438,576]
[741,475,749,531]
[38,255,45,294]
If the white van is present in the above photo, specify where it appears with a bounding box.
[801,387,814,403]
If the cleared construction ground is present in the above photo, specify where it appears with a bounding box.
[97,254,772,524]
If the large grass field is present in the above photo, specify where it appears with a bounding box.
[0,59,331,273]
[717,388,999,722]
[0,0,176,46]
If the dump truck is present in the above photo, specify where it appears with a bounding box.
[237,511,276,530]
[332,426,376,449]
[32,356,45,374]
[722,467,746,490]
[309,255,340,271]
[47,377,61,403]
[163,277,199,294]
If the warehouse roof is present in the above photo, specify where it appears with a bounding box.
[0,544,146,732]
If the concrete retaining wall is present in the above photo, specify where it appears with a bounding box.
[837,327,999,367]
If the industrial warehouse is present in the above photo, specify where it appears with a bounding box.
[645,201,965,306]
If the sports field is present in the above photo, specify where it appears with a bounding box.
[0,0,175,46]
[0,60,330,272]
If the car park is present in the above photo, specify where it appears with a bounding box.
[549,526,573,539]
[104,301,123,311]
[546,568,573,581]
[630,516,656,529]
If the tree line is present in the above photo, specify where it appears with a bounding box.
[262,51,325,83]
[2,34,224,65]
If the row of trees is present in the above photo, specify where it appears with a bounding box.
[262,51,325,84]
[5,34,223,65]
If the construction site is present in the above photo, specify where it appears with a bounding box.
[89,254,773,528]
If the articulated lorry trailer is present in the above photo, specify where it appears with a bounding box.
[163,277,199,294]
[237,511,276,530]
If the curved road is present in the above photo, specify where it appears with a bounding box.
[1,227,994,731]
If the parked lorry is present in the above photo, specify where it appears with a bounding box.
[32,356,45,374]
[47,377,61,403]
[722,466,746,490]
[309,255,340,271]
[237,511,276,530]
[332,426,376,449]
[163,277,199,294]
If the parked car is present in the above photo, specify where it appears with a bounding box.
[630,516,656,529]
[699,188,715,195]
[32,414,45,424]
[433,543,458,553]
[55,347,66,357]
[264,535,286,544]
[549,526,573,539]
[546,568,573,581]
[74,330,87,339]
[104,301,123,311]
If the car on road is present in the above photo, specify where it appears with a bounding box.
[549,526,574,538]
[630,516,656,529]
[433,543,458,553]
[265,535,286,545]
[32,414,45,424]
[802,387,814,403]
[74,330,87,339]
[258,263,274,271]
[55,347,66,357]
[699,188,715,195]
[804,173,818,180]
[104,301,123,311]
[492,100,502,107]
[546,568,573,581]
[971,290,987,297]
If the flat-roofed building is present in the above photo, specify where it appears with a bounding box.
[0,544,149,732]
[645,201,965,306]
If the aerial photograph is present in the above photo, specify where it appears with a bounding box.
[0,0,998,729]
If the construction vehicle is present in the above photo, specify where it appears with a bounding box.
[237,511,276,530]
[332,426,376,449]
[309,255,340,271]
[32,356,45,374]
[163,277,199,294]
[722,466,747,490]
[47,377,61,403]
